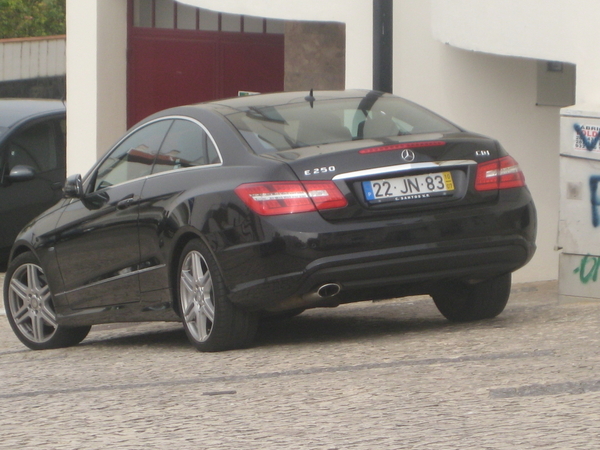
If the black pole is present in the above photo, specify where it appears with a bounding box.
[373,0,393,93]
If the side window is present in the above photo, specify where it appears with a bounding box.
[152,119,220,174]
[5,121,60,173]
[94,120,172,191]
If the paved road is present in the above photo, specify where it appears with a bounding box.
[1,279,599,449]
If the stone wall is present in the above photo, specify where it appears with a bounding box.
[284,21,345,91]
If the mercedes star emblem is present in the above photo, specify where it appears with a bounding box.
[401,149,415,162]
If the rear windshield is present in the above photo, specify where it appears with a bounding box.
[224,95,460,154]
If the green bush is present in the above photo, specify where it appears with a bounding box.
[0,0,66,39]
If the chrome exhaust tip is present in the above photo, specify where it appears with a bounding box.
[317,283,341,298]
[299,283,342,303]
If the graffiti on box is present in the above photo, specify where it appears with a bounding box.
[573,254,600,284]
[589,176,600,227]
[569,125,600,282]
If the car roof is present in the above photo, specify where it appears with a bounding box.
[207,89,375,111]
[0,98,65,129]
[138,89,383,128]
[136,89,399,130]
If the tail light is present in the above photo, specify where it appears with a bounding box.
[235,181,348,216]
[475,156,526,191]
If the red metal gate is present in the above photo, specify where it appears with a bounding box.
[127,1,284,127]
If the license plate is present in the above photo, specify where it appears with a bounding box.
[362,171,455,203]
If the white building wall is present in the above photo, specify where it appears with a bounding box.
[431,0,600,105]
[395,1,559,282]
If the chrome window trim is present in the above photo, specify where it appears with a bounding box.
[158,115,224,165]
[144,160,222,181]
[83,115,224,190]
[332,160,477,181]
[82,161,224,193]
[68,172,148,203]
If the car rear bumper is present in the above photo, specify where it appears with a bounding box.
[223,187,536,311]
[226,233,534,311]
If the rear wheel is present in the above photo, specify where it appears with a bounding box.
[432,273,511,322]
[177,239,258,352]
[4,252,91,350]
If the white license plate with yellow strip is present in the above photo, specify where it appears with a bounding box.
[362,171,455,203]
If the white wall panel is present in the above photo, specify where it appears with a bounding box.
[2,43,21,81]
[46,40,57,76]
[0,37,65,82]
[38,40,48,77]
[47,39,65,76]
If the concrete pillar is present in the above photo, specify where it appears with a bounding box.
[66,0,127,176]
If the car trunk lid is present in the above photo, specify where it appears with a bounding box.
[259,132,508,220]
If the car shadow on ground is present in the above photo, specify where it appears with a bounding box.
[82,324,189,349]
[79,298,506,351]
[255,307,466,348]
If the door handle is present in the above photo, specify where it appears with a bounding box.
[116,196,137,210]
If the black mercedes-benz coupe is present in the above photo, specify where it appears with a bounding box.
[4,90,536,351]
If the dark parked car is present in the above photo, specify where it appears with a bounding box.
[3,90,536,352]
[0,99,66,268]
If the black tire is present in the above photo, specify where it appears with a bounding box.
[4,252,91,350]
[177,239,258,352]
[432,273,512,322]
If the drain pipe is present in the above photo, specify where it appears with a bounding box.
[373,0,393,93]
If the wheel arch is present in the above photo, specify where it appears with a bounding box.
[9,242,36,264]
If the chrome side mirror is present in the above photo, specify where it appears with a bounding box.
[63,174,83,198]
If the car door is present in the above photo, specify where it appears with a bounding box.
[52,119,173,310]
[137,118,222,293]
[0,115,66,261]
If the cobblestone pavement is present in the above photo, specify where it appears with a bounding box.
[1,278,600,449]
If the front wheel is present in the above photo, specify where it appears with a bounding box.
[432,273,512,322]
[177,239,258,352]
[4,252,91,350]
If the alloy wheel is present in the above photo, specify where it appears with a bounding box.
[180,250,215,343]
[8,263,58,344]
